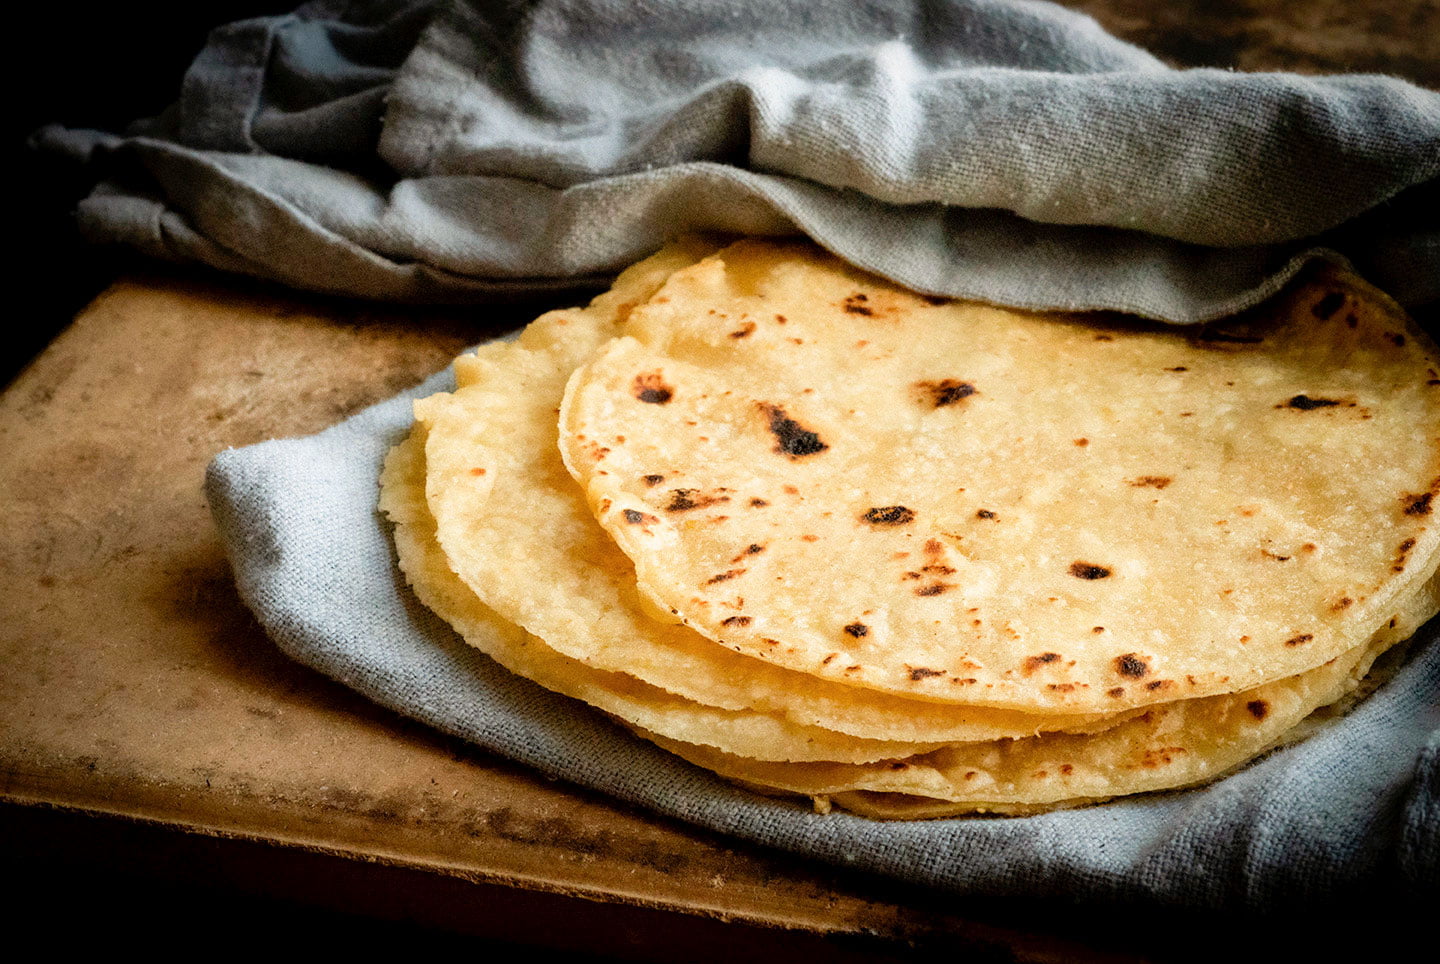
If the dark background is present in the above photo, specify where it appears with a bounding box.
[13,4,294,385]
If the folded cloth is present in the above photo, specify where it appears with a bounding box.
[205,365,1440,910]
[80,0,1440,909]
[36,0,1440,320]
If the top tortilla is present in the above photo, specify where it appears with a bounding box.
[559,239,1440,712]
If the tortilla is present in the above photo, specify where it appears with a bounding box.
[559,240,1440,713]
[633,570,1439,814]
[414,241,1135,744]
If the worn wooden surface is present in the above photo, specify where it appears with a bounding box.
[1061,0,1439,86]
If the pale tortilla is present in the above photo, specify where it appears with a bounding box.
[560,240,1440,712]
[632,572,1439,814]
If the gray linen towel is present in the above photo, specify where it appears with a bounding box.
[36,0,1440,320]
[54,0,1440,908]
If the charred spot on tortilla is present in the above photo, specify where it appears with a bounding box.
[917,379,977,408]
[1023,653,1061,674]
[1115,654,1149,678]
[1070,561,1112,580]
[1403,493,1433,516]
[665,488,729,512]
[759,403,828,457]
[622,508,658,525]
[1394,538,1417,572]
[633,371,674,404]
[862,506,915,526]
[1312,292,1345,319]
[1282,394,1344,410]
[843,622,869,638]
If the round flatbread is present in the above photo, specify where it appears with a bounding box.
[560,240,1440,712]
[635,571,1439,815]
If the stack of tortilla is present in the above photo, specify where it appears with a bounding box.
[380,237,1440,818]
